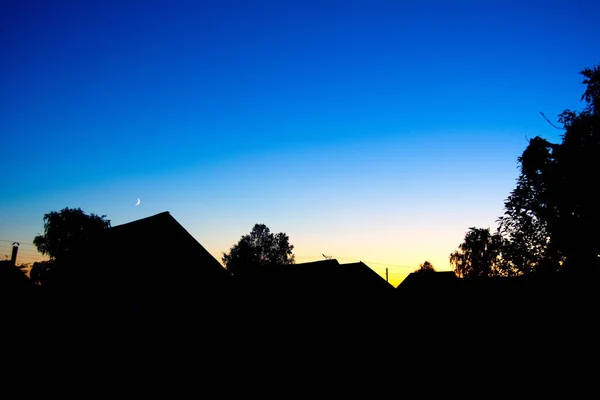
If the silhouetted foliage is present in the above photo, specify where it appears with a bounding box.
[17,263,30,274]
[222,223,295,276]
[415,260,435,273]
[580,66,600,114]
[29,260,55,287]
[449,227,504,278]
[499,65,600,273]
[498,172,562,276]
[32,208,110,287]
[33,207,111,262]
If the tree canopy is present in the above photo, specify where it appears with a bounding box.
[31,208,110,287]
[222,223,295,276]
[449,227,504,278]
[415,261,435,273]
[498,65,600,274]
[33,207,110,262]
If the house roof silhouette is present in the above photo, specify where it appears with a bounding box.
[396,270,458,292]
[0,260,39,316]
[339,261,395,297]
[238,259,393,303]
[0,260,34,290]
[288,259,341,285]
[105,211,226,268]
[234,259,340,299]
[80,211,232,315]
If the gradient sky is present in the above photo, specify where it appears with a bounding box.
[1,0,598,286]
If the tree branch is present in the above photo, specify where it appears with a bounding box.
[539,111,565,130]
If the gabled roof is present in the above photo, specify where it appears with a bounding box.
[96,211,230,281]
[80,211,232,314]
[288,259,342,291]
[291,259,341,271]
[238,259,393,302]
[114,211,216,250]
[339,261,395,295]
[287,259,342,283]
[396,271,458,292]
[237,259,341,294]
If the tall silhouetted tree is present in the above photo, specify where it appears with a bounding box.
[497,171,562,276]
[31,208,110,286]
[415,261,435,273]
[34,207,111,261]
[222,223,295,276]
[449,227,504,278]
[499,65,600,273]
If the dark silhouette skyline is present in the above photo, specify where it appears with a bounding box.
[3,1,599,287]
[3,4,600,391]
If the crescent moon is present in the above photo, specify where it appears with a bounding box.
[135,198,140,206]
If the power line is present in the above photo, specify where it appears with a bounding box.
[295,256,326,260]
[0,239,36,246]
[0,249,42,255]
[13,253,47,258]
[0,240,427,271]
[0,247,45,255]
[333,256,415,269]
[0,243,39,249]
[294,255,417,270]
[0,241,428,267]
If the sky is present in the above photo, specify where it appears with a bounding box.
[1,0,598,287]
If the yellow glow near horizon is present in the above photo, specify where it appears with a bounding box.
[208,247,454,289]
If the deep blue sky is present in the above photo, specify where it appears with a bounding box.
[1,0,598,284]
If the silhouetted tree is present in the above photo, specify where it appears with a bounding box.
[16,263,30,274]
[33,207,111,261]
[29,260,55,286]
[32,208,110,286]
[499,65,600,273]
[497,172,562,276]
[222,223,295,276]
[449,227,504,278]
[415,261,435,273]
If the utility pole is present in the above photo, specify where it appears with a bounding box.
[386,267,388,282]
